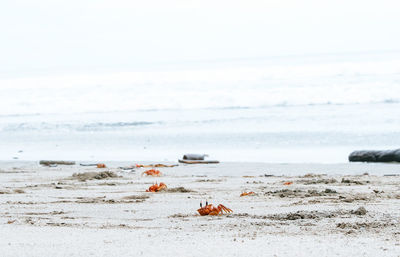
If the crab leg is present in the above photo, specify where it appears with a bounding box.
[218,204,233,213]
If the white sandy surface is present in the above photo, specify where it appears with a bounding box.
[1,161,400,256]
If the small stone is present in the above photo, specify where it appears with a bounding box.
[352,207,367,215]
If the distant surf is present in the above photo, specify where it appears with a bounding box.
[1,51,399,162]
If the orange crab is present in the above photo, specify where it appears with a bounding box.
[97,163,106,168]
[197,201,233,216]
[141,169,162,177]
[240,191,255,197]
[146,182,167,192]
[283,181,293,186]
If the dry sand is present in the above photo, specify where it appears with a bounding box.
[1,161,400,256]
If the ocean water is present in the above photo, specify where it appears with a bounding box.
[1,52,400,162]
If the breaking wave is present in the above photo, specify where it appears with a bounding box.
[1,121,158,132]
[0,51,399,117]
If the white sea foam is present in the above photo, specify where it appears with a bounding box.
[1,53,399,116]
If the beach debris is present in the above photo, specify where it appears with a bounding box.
[323,188,337,194]
[13,189,25,194]
[166,187,194,193]
[240,191,256,197]
[349,149,400,163]
[80,163,107,168]
[183,154,208,160]
[246,180,263,184]
[76,196,147,204]
[1,189,26,194]
[226,207,371,221]
[179,153,219,164]
[121,195,150,200]
[304,189,337,197]
[267,210,344,220]
[336,221,394,230]
[197,201,233,216]
[146,182,167,192]
[265,188,338,198]
[7,220,16,224]
[72,171,119,181]
[234,207,369,221]
[117,165,136,172]
[179,160,220,164]
[142,169,162,177]
[341,195,369,203]
[136,164,178,168]
[195,179,224,183]
[40,160,75,166]
[341,178,365,185]
[283,181,293,186]
[351,206,367,215]
[265,189,301,198]
[302,173,322,178]
[301,178,338,185]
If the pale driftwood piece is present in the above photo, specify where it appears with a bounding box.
[183,154,208,160]
[39,160,76,166]
[178,159,219,164]
[79,163,98,166]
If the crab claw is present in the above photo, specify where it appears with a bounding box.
[200,201,202,208]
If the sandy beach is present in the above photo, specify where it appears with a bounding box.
[2,0,400,256]
[1,161,399,256]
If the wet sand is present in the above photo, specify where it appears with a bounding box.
[1,161,400,256]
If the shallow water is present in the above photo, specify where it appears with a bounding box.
[1,52,399,162]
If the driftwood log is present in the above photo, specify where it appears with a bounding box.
[348,149,400,162]
[39,160,76,166]
[183,154,208,160]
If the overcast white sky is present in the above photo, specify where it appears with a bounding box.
[1,0,399,74]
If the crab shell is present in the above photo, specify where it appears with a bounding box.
[240,191,255,197]
[146,182,167,192]
[142,169,161,176]
[197,204,232,216]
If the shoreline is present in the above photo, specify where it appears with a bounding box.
[1,160,400,175]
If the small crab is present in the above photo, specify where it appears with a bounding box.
[240,191,255,197]
[146,182,167,192]
[142,169,162,177]
[97,163,106,168]
[283,181,293,186]
[197,201,233,216]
